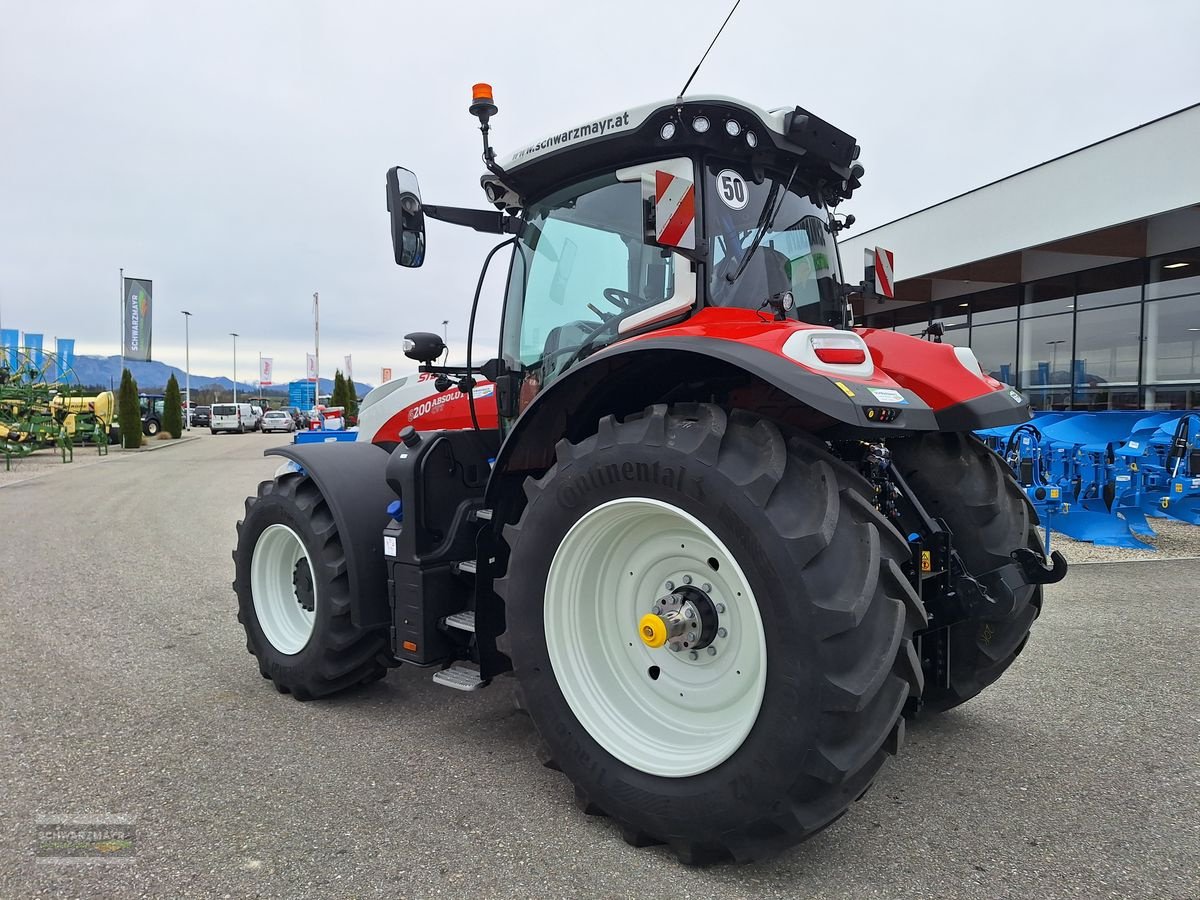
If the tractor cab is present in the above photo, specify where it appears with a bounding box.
[387,89,869,425]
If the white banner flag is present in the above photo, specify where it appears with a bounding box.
[306,353,317,381]
[260,357,274,386]
[344,354,353,383]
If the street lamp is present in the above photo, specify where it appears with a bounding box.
[442,319,449,343]
[181,311,191,429]
[1046,339,1066,377]
[230,332,239,404]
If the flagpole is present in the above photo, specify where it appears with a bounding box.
[313,291,320,403]
[119,267,124,378]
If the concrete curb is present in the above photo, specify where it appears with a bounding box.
[120,434,203,453]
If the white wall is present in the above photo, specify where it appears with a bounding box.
[841,105,1200,281]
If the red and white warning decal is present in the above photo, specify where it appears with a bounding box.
[654,169,695,250]
[874,246,895,299]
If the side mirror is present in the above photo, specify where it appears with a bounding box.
[386,167,426,268]
[403,332,445,364]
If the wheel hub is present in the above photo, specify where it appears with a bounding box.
[293,559,315,612]
[638,586,720,654]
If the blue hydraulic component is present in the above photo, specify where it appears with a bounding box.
[387,499,404,521]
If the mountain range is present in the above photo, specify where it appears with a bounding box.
[66,355,373,396]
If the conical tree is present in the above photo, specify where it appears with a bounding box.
[117,368,142,449]
[344,375,359,425]
[331,370,348,410]
[163,374,183,438]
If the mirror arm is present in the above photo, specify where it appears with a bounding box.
[422,204,523,236]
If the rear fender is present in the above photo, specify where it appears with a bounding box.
[266,442,395,629]
[487,337,938,488]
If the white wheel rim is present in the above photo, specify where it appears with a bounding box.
[251,523,317,655]
[544,497,767,778]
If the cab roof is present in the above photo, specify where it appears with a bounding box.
[492,95,864,206]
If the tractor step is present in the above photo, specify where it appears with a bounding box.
[444,610,476,633]
[454,559,478,575]
[432,663,486,692]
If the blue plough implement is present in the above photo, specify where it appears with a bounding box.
[977,410,1200,549]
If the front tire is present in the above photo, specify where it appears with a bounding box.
[234,474,391,699]
[496,404,926,864]
[889,432,1043,714]
[145,419,160,436]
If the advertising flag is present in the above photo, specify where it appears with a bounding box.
[306,353,317,381]
[260,357,274,386]
[381,367,392,383]
[23,333,44,371]
[0,329,17,371]
[56,338,76,383]
[123,277,153,361]
[344,355,353,383]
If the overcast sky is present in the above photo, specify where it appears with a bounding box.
[2,0,1197,385]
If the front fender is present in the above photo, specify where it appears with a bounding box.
[266,442,395,629]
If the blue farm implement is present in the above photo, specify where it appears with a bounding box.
[979,410,1200,548]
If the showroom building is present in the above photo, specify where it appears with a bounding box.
[841,102,1200,411]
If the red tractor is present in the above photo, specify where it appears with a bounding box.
[233,86,1065,864]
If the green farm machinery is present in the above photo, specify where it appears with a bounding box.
[0,349,114,470]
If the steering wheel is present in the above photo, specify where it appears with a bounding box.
[603,287,640,312]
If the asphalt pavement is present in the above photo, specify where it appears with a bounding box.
[1,430,1197,899]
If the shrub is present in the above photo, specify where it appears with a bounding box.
[163,374,183,438]
[117,368,142,449]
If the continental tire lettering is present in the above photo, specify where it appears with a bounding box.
[556,459,706,509]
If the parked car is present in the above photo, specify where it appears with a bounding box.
[249,405,264,431]
[261,410,296,433]
[211,402,253,434]
[192,406,211,427]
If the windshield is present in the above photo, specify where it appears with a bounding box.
[704,162,842,325]
[502,172,676,400]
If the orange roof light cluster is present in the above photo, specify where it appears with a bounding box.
[472,83,494,103]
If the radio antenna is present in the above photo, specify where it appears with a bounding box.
[677,0,744,102]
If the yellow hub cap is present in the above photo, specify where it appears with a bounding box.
[638,613,667,649]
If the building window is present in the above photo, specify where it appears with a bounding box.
[1019,312,1073,409]
[1073,386,1143,411]
[1074,303,1141,387]
[970,320,1018,384]
[1020,275,1075,318]
[1143,294,1200,384]
[1145,383,1200,410]
[1147,246,1200,300]
[968,285,1021,324]
[1076,259,1143,310]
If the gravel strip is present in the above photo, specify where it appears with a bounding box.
[1037,516,1200,563]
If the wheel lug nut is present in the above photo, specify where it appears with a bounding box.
[701,583,712,593]
[706,646,717,656]
[715,603,726,614]
[682,575,693,585]
[684,607,695,619]
[717,627,727,639]
[688,650,699,661]
[665,581,674,591]
[687,632,696,642]
[669,644,681,652]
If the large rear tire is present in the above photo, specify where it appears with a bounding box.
[888,432,1043,714]
[234,474,391,700]
[496,404,926,864]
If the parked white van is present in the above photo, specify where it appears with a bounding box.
[211,402,254,434]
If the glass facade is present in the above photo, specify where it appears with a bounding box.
[862,247,1200,410]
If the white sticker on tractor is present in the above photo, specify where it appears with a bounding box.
[869,388,907,404]
[1009,390,1023,403]
[384,535,397,557]
[715,169,748,210]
